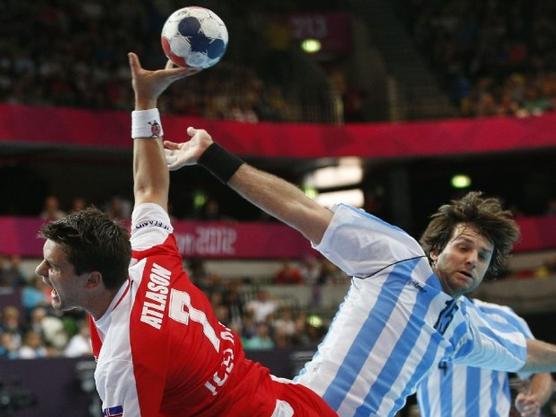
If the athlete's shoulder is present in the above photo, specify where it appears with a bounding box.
[330,204,422,249]
[314,204,425,278]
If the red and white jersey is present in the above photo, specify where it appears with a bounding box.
[89,203,337,417]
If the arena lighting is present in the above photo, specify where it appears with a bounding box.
[193,191,207,208]
[315,189,364,208]
[304,186,318,199]
[307,314,323,328]
[301,38,321,53]
[304,158,363,188]
[451,174,472,189]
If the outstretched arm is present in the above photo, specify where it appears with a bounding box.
[164,128,333,244]
[229,164,333,244]
[521,339,556,372]
[514,372,553,417]
[129,52,197,211]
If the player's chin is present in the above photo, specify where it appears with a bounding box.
[448,278,475,297]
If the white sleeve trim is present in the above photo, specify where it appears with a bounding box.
[130,203,173,250]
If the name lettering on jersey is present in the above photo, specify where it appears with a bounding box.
[134,219,171,232]
[140,263,171,330]
[409,279,426,291]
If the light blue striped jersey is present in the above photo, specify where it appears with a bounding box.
[294,204,527,417]
[417,299,534,417]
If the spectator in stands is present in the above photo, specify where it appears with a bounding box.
[535,255,556,279]
[0,306,23,348]
[239,311,258,342]
[273,259,303,285]
[70,197,87,213]
[106,195,131,221]
[214,303,230,326]
[245,289,277,323]
[299,256,325,307]
[299,256,322,286]
[243,322,275,350]
[273,327,291,349]
[199,198,223,221]
[187,258,211,292]
[64,320,92,358]
[291,312,311,347]
[222,280,245,328]
[40,195,66,221]
[0,255,26,288]
[209,291,232,325]
[0,257,11,288]
[17,330,48,359]
[28,306,67,351]
[21,276,49,314]
[272,307,296,341]
[0,332,18,359]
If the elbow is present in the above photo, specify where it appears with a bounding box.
[134,185,168,208]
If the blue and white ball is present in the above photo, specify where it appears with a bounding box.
[161,7,228,70]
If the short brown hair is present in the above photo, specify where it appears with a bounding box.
[419,192,519,276]
[40,208,131,290]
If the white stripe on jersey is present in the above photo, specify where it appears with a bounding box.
[94,259,146,416]
[417,300,533,417]
[295,205,527,417]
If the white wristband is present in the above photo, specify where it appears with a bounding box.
[131,108,164,139]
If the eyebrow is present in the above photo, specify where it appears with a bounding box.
[453,236,493,254]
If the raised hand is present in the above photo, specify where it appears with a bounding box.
[164,127,214,171]
[128,52,200,110]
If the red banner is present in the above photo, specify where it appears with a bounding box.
[1,104,556,158]
[0,217,315,259]
[1,215,554,258]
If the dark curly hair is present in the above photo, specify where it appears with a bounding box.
[40,208,131,290]
[419,191,520,276]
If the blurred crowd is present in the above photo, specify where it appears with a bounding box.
[401,0,556,117]
[40,194,132,223]
[0,252,350,359]
[0,0,318,123]
[4,0,556,121]
[507,255,556,281]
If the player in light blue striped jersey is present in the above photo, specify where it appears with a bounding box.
[417,299,553,417]
[164,132,556,417]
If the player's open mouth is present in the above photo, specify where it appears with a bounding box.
[457,271,473,279]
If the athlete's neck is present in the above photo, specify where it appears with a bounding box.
[87,288,120,321]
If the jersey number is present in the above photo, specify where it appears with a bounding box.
[169,289,221,352]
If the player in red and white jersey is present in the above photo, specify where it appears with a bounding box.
[35,53,338,417]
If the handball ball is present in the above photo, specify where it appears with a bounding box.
[161,6,228,70]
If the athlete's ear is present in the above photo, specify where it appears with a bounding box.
[84,271,103,289]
